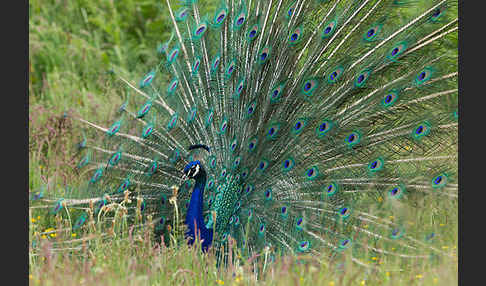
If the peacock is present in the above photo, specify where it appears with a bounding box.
[31,0,458,269]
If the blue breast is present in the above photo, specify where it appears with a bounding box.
[185,175,213,251]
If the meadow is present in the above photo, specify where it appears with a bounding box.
[29,0,458,285]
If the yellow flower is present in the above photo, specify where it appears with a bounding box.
[31,218,36,223]
[44,227,55,233]
[329,282,335,286]
[371,257,377,261]
[41,235,47,239]
[415,274,423,279]
[72,233,77,238]
[37,216,41,219]
[360,280,366,285]
[363,225,369,229]
[39,165,43,169]
[389,216,394,220]
[50,233,57,238]
[391,247,396,251]
[300,277,304,283]
[377,197,383,202]
[433,278,438,284]
[235,276,242,283]
[216,280,224,285]
[442,246,449,249]
[386,272,390,277]
[440,223,445,226]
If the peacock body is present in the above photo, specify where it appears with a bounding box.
[34,0,457,268]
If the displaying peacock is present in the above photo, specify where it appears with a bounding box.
[32,0,458,268]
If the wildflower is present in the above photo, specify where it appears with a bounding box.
[415,274,423,279]
[37,216,41,220]
[442,246,449,249]
[50,233,57,238]
[360,280,366,285]
[439,223,445,226]
[377,196,383,202]
[433,278,438,284]
[29,275,33,279]
[39,165,43,169]
[329,282,335,286]
[386,272,390,277]
[41,235,47,239]
[371,257,377,261]
[44,227,55,233]
[363,225,369,229]
[72,233,77,238]
[216,280,224,285]
[31,218,36,223]
[389,216,394,220]
[235,276,242,283]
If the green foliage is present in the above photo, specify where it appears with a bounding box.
[29,0,174,191]
[29,192,458,285]
[29,198,457,285]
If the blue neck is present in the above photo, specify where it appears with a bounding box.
[185,174,213,251]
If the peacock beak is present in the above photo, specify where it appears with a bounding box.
[181,173,189,181]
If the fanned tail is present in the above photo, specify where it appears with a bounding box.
[31,0,457,269]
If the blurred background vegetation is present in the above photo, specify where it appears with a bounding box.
[29,0,211,190]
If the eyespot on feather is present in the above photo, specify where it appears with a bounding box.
[363,24,382,41]
[322,20,338,39]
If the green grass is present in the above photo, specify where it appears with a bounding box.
[29,195,457,285]
[29,0,458,285]
[28,234,457,286]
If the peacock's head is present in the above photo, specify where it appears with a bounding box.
[182,144,210,181]
[182,160,206,180]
